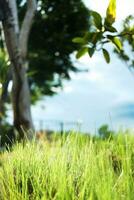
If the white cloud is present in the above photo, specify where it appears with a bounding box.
[78,52,103,66]
[87,71,102,81]
[31,0,134,132]
[83,0,134,34]
[84,0,134,21]
[63,85,73,93]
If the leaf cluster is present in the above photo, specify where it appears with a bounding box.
[73,0,124,63]
[18,0,90,103]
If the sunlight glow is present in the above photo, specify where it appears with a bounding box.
[8,81,13,92]
[84,0,134,21]
[63,85,73,93]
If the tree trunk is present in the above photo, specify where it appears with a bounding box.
[1,0,36,139]
[12,59,34,139]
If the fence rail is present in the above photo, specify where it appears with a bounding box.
[34,119,83,133]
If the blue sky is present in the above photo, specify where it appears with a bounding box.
[30,0,134,133]
[24,1,134,132]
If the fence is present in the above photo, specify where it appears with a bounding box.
[34,119,83,134]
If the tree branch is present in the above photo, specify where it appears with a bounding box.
[19,0,37,59]
[2,0,19,64]
[114,31,134,38]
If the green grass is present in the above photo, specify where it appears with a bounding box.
[0,132,134,200]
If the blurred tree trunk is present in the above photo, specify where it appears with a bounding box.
[0,0,37,139]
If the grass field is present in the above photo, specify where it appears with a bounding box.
[0,132,134,200]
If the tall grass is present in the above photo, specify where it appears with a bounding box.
[0,132,134,200]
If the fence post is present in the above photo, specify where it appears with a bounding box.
[60,122,64,135]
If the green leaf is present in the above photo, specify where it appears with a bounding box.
[88,48,95,57]
[76,47,88,59]
[90,32,102,46]
[102,48,110,63]
[106,0,116,25]
[83,32,102,47]
[91,11,102,30]
[72,37,86,44]
[26,70,38,77]
[112,37,122,50]
[107,35,122,51]
[84,32,95,40]
[104,25,117,32]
